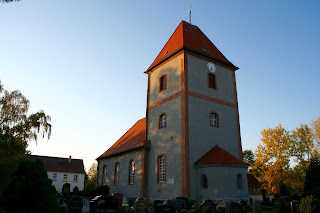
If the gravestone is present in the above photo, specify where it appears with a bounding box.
[129,198,136,207]
[172,199,186,212]
[203,206,217,213]
[176,197,188,202]
[154,204,176,213]
[112,193,123,213]
[154,200,164,207]
[226,202,241,213]
[90,196,118,213]
[291,200,299,213]
[200,200,214,208]
[237,200,247,213]
[134,200,149,213]
[280,196,292,213]
[252,201,261,213]
[69,196,83,213]
[136,197,145,201]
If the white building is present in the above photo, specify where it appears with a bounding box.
[24,155,86,193]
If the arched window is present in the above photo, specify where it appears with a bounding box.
[129,160,135,185]
[157,154,166,183]
[114,163,120,186]
[237,174,244,190]
[102,165,107,185]
[201,174,208,188]
[159,113,166,129]
[210,112,219,127]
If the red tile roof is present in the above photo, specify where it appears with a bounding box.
[247,174,261,188]
[147,21,237,72]
[97,118,147,159]
[23,155,85,174]
[195,145,245,165]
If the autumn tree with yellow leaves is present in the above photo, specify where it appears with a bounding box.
[253,115,320,194]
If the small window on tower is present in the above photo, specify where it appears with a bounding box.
[159,74,167,92]
[208,73,217,89]
[159,113,166,129]
[210,112,219,127]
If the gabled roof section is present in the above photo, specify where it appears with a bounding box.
[247,174,261,188]
[146,21,238,72]
[23,155,85,174]
[195,145,245,165]
[97,117,147,160]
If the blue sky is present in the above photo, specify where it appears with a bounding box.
[1,0,319,170]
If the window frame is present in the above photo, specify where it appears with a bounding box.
[207,72,217,90]
[114,162,120,186]
[74,175,78,182]
[52,173,57,181]
[157,154,166,184]
[201,174,208,189]
[63,174,68,182]
[128,159,135,185]
[209,111,219,127]
[159,74,167,92]
[159,113,166,129]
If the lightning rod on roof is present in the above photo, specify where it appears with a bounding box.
[189,3,192,24]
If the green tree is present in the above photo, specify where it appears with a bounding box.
[2,159,59,213]
[0,80,51,189]
[81,162,98,198]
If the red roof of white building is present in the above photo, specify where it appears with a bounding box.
[97,118,147,159]
[147,21,238,72]
[195,145,245,165]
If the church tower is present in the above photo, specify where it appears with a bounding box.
[145,21,249,200]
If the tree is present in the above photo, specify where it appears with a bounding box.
[292,124,315,161]
[81,162,98,198]
[254,124,292,194]
[2,159,59,213]
[0,80,51,189]
[311,115,320,156]
[87,162,97,180]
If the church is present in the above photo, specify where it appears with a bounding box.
[97,20,249,201]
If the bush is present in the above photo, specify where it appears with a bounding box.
[95,185,110,196]
[2,159,59,213]
[216,204,226,213]
[189,204,203,213]
[299,196,315,213]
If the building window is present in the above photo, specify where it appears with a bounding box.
[201,174,208,188]
[158,154,166,183]
[210,112,219,127]
[129,160,135,185]
[114,163,120,186]
[237,174,244,190]
[159,113,166,129]
[208,73,217,89]
[102,165,107,185]
[74,175,78,182]
[63,174,68,182]
[159,74,167,92]
[52,173,57,181]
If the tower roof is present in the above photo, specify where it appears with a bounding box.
[195,145,245,165]
[146,21,238,72]
[97,118,147,159]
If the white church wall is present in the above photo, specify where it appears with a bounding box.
[98,150,143,198]
[148,54,182,105]
[187,55,236,104]
[196,166,249,201]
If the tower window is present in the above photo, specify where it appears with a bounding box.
[210,112,219,127]
[159,113,166,129]
[102,165,107,185]
[159,74,167,92]
[129,160,135,185]
[158,154,166,183]
[208,73,217,89]
[114,162,120,186]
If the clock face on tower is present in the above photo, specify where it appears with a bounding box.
[207,62,216,73]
